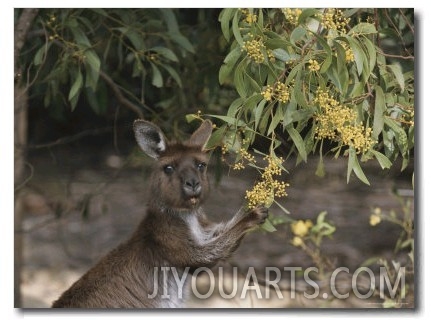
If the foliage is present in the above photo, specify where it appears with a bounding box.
[210,8,414,189]
[17,9,224,132]
[290,211,337,276]
[367,192,414,307]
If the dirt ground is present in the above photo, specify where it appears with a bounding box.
[18,144,415,308]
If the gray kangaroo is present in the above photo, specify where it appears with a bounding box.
[52,119,268,308]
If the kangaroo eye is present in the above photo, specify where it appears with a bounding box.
[197,162,207,171]
[163,165,174,175]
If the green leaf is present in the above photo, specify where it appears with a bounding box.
[373,85,385,139]
[150,62,163,88]
[232,10,244,46]
[370,149,392,169]
[315,142,325,177]
[122,28,145,51]
[244,72,261,93]
[334,42,349,94]
[290,26,307,47]
[219,46,242,84]
[384,117,408,156]
[285,62,303,84]
[208,114,246,127]
[91,8,108,17]
[315,156,325,177]
[315,34,332,73]
[254,99,266,131]
[267,104,283,134]
[169,32,195,53]
[346,37,365,76]
[160,9,179,33]
[34,42,51,66]
[243,93,262,110]
[234,58,249,98]
[206,125,227,150]
[160,63,182,88]
[85,50,101,72]
[387,64,405,92]
[69,21,91,47]
[293,72,308,108]
[226,97,244,118]
[150,46,178,62]
[347,146,370,185]
[260,219,277,232]
[219,65,231,85]
[327,41,348,94]
[85,87,106,115]
[286,125,307,162]
[68,69,83,103]
[316,211,328,225]
[84,50,101,91]
[362,36,377,74]
[223,45,242,65]
[257,8,264,29]
[272,48,291,62]
[298,9,319,24]
[348,23,377,35]
[219,8,236,41]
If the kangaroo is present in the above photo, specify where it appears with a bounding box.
[52,119,268,308]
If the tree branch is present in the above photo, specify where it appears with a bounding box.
[14,9,40,78]
[378,52,414,60]
[99,70,144,119]
[26,126,114,150]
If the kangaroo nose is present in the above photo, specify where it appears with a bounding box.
[184,178,201,194]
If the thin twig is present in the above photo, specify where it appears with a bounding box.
[14,162,34,192]
[399,9,414,35]
[26,126,114,150]
[378,52,414,60]
[15,25,51,105]
[99,70,144,119]
[383,9,408,53]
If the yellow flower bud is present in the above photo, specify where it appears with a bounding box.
[369,214,381,226]
[291,220,313,237]
[292,236,304,247]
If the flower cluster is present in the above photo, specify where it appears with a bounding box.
[241,9,257,24]
[282,8,302,25]
[46,15,59,41]
[267,49,275,63]
[46,14,88,63]
[400,106,415,127]
[291,219,313,247]
[242,35,265,64]
[369,207,382,226]
[291,219,314,237]
[245,155,289,208]
[261,81,290,103]
[336,41,355,63]
[233,148,256,170]
[308,59,320,72]
[319,8,350,34]
[314,88,375,153]
[344,47,355,63]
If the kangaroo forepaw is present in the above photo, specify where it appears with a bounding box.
[247,206,268,225]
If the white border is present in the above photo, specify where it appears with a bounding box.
[2,2,429,320]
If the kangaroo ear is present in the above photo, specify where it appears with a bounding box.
[133,120,167,159]
[188,120,213,150]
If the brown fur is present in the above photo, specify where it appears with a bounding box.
[52,120,268,308]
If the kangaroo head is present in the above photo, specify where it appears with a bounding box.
[133,120,213,211]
